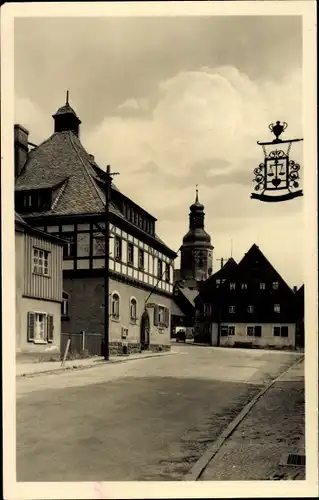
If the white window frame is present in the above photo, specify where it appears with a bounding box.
[229,305,235,313]
[273,282,279,290]
[241,283,248,290]
[127,242,134,266]
[61,291,69,316]
[111,292,120,320]
[33,311,47,343]
[129,297,138,323]
[247,305,254,313]
[260,282,266,290]
[274,304,281,313]
[114,237,122,261]
[230,282,236,290]
[138,248,144,270]
[33,247,49,276]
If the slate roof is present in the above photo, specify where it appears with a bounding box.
[179,287,199,307]
[15,127,175,255]
[171,300,186,317]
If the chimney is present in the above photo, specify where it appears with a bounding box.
[14,124,29,178]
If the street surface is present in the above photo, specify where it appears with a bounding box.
[16,344,303,481]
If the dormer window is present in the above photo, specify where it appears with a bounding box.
[260,282,266,290]
[273,282,279,290]
[16,189,52,213]
[230,282,236,290]
[241,283,248,290]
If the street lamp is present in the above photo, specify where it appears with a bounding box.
[251,121,303,202]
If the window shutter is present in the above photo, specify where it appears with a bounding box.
[47,315,54,342]
[27,313,35,342]
[153,305,159,326]
[165,308,170,328]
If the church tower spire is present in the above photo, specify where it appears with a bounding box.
[179,186,214,285]
[52,91,82,137]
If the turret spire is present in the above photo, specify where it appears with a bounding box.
[195,184,199,203]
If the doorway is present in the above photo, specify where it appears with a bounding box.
[140,310,150,350]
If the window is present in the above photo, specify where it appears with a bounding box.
[33,248,49,275]
[204,303,212,315]
[115,237,122,260]
[230,282,236,290]
[127,242,134,266]
[273,282,279,290]
[61,291,69,316]
[63,233,76,258]
[157,259,163,279]
[130,298,137,323]
[154,305,169,327]
[247,326,254,337]
[27,312,54,343]
[260,282,266,290]
[229,305,235,313]
[247,326,262,337]
[138,249,144,270]
[274,304,281,313]
[247,305,255,313]
[221,325,235,336]
[92,234,105,256]
[165,263,170,283]
[273,326,288,337]
[216,279,221,288]
[241,283,248,290]
[198,252,204,268]
[111,293,120,319]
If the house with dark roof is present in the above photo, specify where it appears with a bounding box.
[15,212,64,360]
[14,96,177,356]
[171,284,199,337]
[194,244,299,349]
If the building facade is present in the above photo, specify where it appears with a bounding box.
[15,212,63,360]
[195,244,299,350]
[14,96,176,355]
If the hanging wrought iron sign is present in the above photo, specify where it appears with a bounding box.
[251,121,303,202]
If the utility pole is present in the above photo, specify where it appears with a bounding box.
[103,165,119,361]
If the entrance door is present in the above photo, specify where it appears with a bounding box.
[140,311,150,350]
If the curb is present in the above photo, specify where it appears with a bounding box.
[17,350,178,379]
[183,355,304,481]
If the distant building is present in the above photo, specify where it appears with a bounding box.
[177,188,214,288]
[15,212,63,360]
[195,244,300,349]
[14,96,177,356]
[171,189,213,335]
[171,283,199,336]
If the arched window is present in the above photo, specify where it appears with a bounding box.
[111,293,120,319]
[61,291,69,316]
[130,297,137,323]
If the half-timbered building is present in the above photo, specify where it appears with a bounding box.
[14,97,176,355]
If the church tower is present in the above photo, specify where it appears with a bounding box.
[180,187,214,284]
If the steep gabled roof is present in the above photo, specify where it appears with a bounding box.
[232,244,291,290]
[179,287,199,307]
[15,128,175,256]
[15,131,105,216]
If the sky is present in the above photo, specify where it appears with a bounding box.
[14,15,304,287]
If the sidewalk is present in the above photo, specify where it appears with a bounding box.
[200,359,305,481]
[16,350,177,378]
